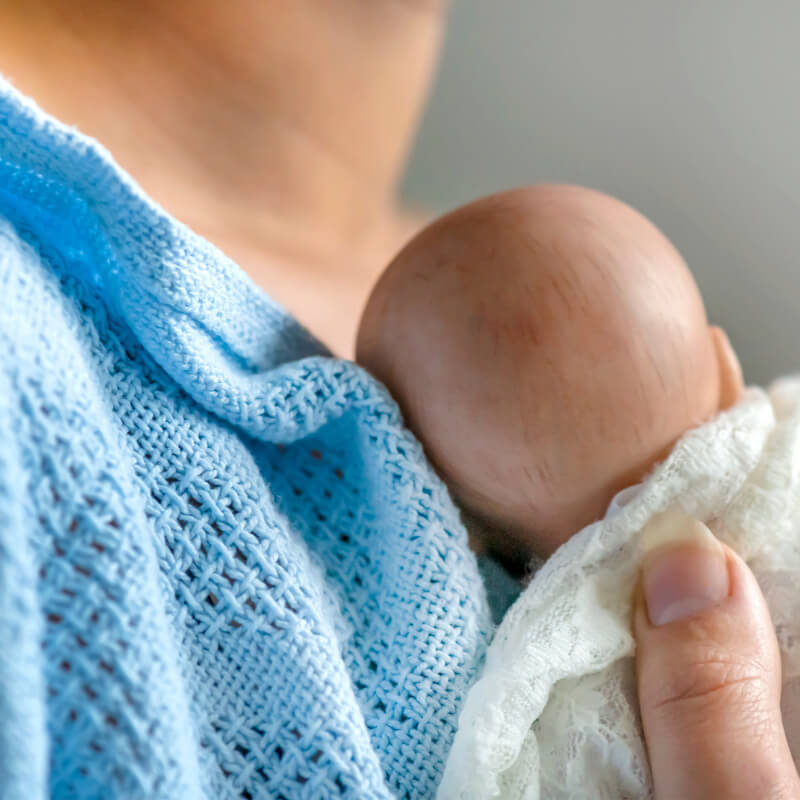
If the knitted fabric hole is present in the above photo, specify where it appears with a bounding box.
[3,198,489,799]
[17,271,344,797]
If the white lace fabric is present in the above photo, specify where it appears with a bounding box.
[440,380,800,799]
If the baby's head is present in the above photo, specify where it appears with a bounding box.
[356,185,743,564]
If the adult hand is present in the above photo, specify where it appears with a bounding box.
[634,513,800,799]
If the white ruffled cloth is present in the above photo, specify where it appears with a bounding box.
[439,379,800,799]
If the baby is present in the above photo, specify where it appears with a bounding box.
[356,185,800,798]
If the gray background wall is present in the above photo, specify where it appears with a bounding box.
[401,0,800,385]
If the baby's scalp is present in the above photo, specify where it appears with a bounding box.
[357,185,738,562]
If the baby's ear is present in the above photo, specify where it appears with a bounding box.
[710,326,744,411]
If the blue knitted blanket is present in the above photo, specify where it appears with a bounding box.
[0,77,499,799]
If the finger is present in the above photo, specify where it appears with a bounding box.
[634,512,800,800]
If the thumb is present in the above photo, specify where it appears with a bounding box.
[634,512,800,800]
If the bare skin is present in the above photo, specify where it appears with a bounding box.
[0,0,443,355]
[3,8,797,796]
[357,184,745,561]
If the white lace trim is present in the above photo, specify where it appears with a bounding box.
[440,381,800,799]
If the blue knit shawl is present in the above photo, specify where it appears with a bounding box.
[0,77,500,799]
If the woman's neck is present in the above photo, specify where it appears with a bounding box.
[0,0,442,354]
[0,0,441,260]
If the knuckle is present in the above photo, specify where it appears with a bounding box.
[640,643,800,799]
[649,652,771,721]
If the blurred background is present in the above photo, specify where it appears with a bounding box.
[401,0,800,385]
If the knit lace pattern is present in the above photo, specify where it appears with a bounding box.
[0,77,492,799]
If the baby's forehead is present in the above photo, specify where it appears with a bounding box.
[384,197,708,390]
[394,190,691,301]
[398,224,676,355]
[365,196,703,416]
